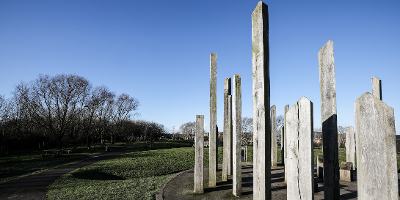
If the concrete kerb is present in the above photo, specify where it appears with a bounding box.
[156,169,193,200]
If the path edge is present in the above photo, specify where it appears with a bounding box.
[156,169,194,200]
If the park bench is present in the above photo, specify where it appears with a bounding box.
[42,149,63,157]
[62,147,76,154]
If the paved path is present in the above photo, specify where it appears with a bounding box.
[158,163,362,200]
[0,149,128,200]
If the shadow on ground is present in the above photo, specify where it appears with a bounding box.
[72,169,125,180]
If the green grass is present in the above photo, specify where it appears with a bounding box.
[47,142,247,200]
[125,140,194,152]
[48,146,196,200]
[44,142,400,199]
[0,140,193,179]
[0,149,102,177]
[0,159,84,183]
[313,148,346,165]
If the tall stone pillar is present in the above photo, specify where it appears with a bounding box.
[345,126,355,170]
[286,97,314,200]
[228,94,233,175]
[194,115,204,193]
[280,126,284,165]
[223,78,232,181]
[354,92,398,200]
[371,76,382,100]
[271,105,277,166]
[209,53,217,187]
[284,104,289,183]
[252,2,270,199]
[216,126,219,172]
[232,74,242,197]
[318,40,339,200]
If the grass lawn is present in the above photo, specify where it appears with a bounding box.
[44,142,400,199]
[0,142,136,183]
[48,141,197,200]
[0,148,104,177]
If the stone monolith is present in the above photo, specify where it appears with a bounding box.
[194,115,204,193]
[318,40,339,199]
[354,92,398,200]
[252,2,271,199]
[371,76,382,100]
[228,95,233,175]
[209,53,217,187]
[286,96,314,200]
[339,162,353,182]
[280,126,284,165]
[271,105,277,166]
[345,126,355,170]
[232,74,242,197]
[284,104,289,183]
[222,77,232,181]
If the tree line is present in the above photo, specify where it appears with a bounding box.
[175,115,350,149]
[176,116,284,145]
[0,74,166,152]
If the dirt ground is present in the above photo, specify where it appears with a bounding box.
[159,163,361,200]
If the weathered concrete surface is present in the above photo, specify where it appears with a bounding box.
[271,105,277,166]
[317,156,324,178]
[286,96,314,200]
[232,74,242,196]
[371,76,382,100]
[318,40,339,200]
[345,126,355,170]
[161,164,363,200]
[194,115,204,193]
[209,53,217,187]
[354,92,398,200]
[339,162,353,182]
[284,104,289,183]
[223,77,232,181]
[228,95,233,175]
[252,2,271,199]
[280,126,284,166]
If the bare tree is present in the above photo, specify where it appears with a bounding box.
[180,121,196,140]
[338,125,348,148]
[125,120,166,146]
[136,120,150,141]
[89,86,115,145]
[1,74,143,149]
[110,93,139,144]
[27,74,91,147]
[0,95,8,153]
[242,117,253,144]
[147,121,165,147]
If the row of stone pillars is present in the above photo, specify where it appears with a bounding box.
[196,1,397,199]
[194,53,243,196]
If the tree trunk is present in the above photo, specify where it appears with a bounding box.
[87,136,90,149]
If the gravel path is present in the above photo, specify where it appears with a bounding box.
[0,149,128,200]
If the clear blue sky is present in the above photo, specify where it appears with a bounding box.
[1,0,399,134]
